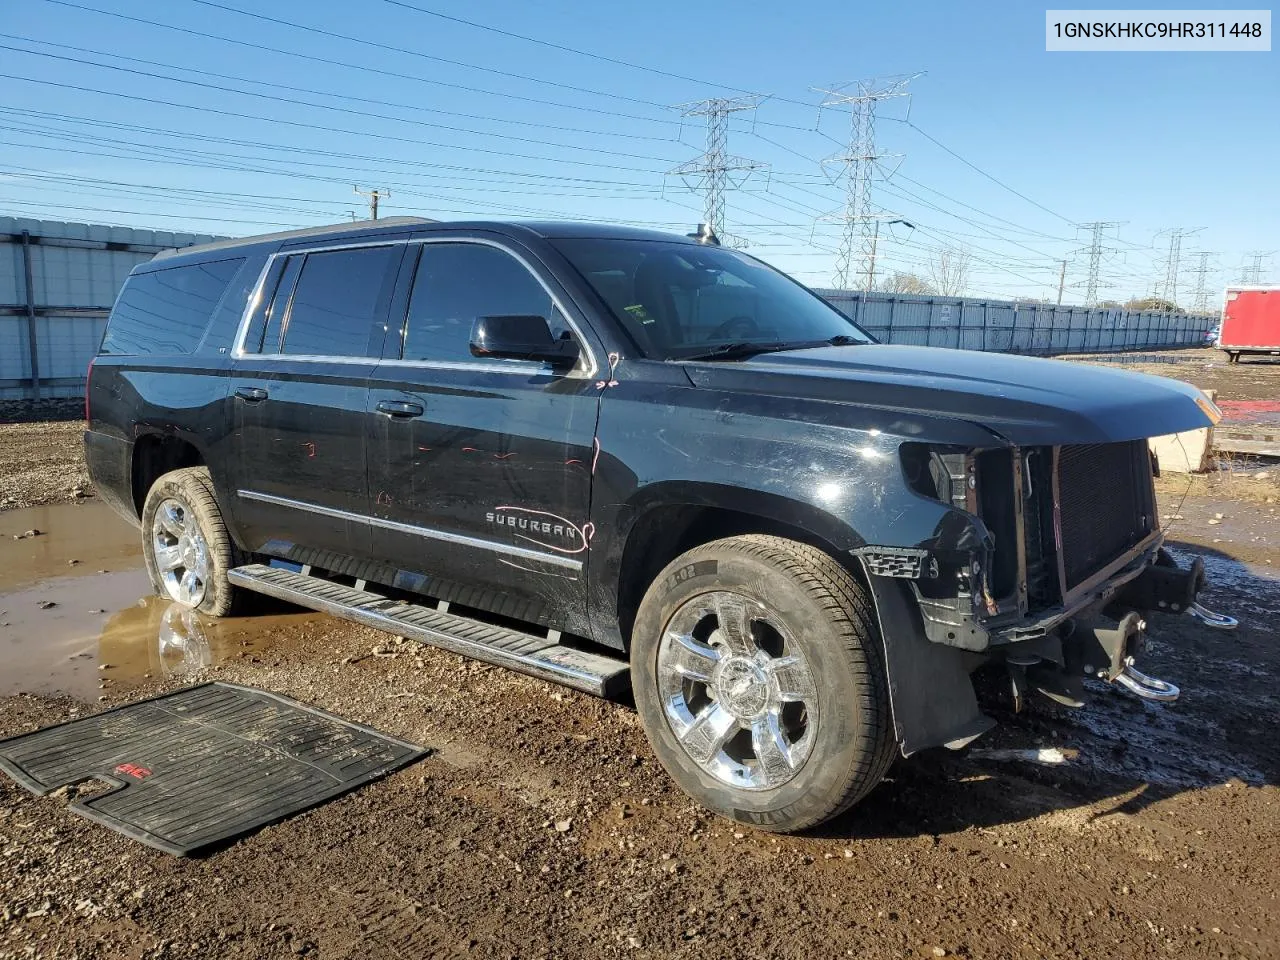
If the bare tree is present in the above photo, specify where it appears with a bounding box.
[877,271,935,295]
[928,246,971,297]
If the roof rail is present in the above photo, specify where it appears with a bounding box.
[151,216,436,260]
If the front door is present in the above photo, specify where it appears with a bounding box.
[229,242,405,560]
[365,237,602,635]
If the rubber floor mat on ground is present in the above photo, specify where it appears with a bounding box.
[0,682,427,856]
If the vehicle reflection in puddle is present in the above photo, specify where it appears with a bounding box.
[1,501,321,701]
[1,573,320,701]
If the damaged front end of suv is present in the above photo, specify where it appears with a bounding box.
[859,424,1235,755]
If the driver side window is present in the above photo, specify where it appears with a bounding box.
[400,243,572,364]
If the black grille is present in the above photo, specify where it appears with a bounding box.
[1056,441,1154,589]
[1022,450,1059,609]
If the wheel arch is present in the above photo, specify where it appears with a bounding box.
[608,483,995,760]
[610,482,868,651]
[130,430,207,516]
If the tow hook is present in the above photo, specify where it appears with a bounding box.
[1077,612,1182,704]
[1186,601,1239,630]
[1114,657,1180,702]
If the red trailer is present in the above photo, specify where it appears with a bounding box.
[1220,286,1280,363]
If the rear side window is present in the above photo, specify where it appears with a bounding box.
[401,243,567,363]
[101,258,244,355]
[278,246,399,357]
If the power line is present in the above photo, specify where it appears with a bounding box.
[0,106,667,188]
[181,0,670,109]
[0,33,681,145]
[0,43,685,164]
[378,0,793,101]
[668,97,768,243]
[0,73,671,174]
[36,0,681,127]
[904,120,1076,226]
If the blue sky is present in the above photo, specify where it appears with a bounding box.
[1,0,1275,305]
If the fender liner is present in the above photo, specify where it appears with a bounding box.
[859,564,995,755]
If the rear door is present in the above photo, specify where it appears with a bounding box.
[229,242,406,560]
[365,236,603,635]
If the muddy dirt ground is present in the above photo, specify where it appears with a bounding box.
[2,356,1278,960]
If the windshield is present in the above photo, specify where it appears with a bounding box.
[551,238,873,360]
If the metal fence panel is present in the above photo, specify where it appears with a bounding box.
[817,289,1214,357]
[0,219,1221,402]
[1,217,221,400]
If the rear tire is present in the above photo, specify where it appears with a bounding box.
[630,534,895,833]
[141,466,244,617]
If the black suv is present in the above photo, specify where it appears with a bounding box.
[86,217,1230,831]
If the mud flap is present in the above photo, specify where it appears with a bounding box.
[861,570,995,756]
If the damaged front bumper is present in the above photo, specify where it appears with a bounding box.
[859,539,1238,756]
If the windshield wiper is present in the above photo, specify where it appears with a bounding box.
[680,335,863,361]
[680,340,827,362]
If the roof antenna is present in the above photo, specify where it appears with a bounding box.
[688,222,721,246]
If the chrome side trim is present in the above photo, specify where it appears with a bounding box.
[236,489,583,571]
[229,236,600,379]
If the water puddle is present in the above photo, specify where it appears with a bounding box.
[1,501,320,701]
[0,501,143,592]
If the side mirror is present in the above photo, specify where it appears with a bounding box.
[469,315,580,366]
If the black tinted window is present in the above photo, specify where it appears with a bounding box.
[101,258,243,355]
[401,244,566,363]
[551,238,870,359]
[259,255,304,353]
[280,246,398,357]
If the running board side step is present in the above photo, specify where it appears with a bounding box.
[228,564,630,698]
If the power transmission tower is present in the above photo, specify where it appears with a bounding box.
[354,185,389,220]
[1187,251,1217,313]
[668,97,767,245]
[1073,221,1122,306]
[1238,251,1273,285]
[1154,227,1202,305]
[813,74,918,291]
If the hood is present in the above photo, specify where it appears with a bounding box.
[683,344,1216,446]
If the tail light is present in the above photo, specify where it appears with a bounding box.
[85,357,95,423]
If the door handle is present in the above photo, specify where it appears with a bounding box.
[376,400,424,418]
[235,386,268,402]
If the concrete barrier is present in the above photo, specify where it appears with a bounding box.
[1148,389,1216,473]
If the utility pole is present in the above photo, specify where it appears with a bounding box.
[1188,251,1216,313]
[1056,259,1067,305]
[813,74,918,291]
[1073,221,1122,306]
[668,97,767,245]
[354,186,389,220]
[866,218,914,291]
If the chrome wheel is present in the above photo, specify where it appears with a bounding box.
[657,590,818,791]
[151,497,210,607]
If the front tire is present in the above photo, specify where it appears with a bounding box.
[630,535,896,832]
[141,466,243,617]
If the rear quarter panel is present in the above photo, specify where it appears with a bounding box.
[85,253,268,520]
